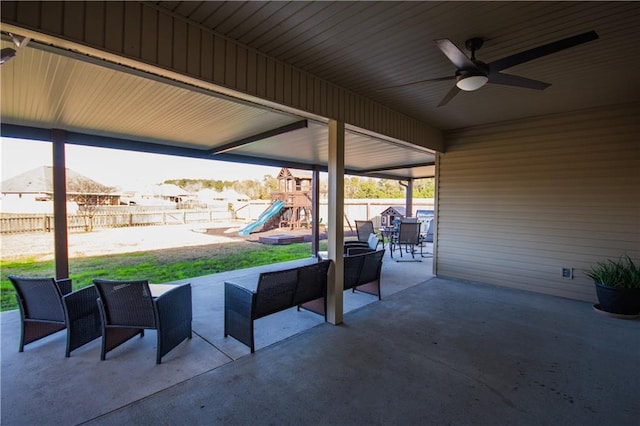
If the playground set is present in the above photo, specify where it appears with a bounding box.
[238,168,314,237]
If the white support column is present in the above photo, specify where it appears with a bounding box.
[327,120,345,325]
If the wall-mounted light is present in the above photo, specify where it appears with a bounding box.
[11,34,30,48]
[1,48,17,65]
[0,32,31,66]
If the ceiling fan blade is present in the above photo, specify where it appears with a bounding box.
[376,76,455,91]
[488,72,550,90]
[437,85,461,107]
[489,30,599,72]
[435,39,477,70]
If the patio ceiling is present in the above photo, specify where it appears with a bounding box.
[156,1,638,130]
[0,36,435,180]
[2,2,639,180]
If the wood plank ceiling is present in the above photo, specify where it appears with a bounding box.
[153,1,640,129]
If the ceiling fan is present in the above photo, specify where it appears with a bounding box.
[379,31,599,107]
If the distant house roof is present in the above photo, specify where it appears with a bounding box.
[197,188,249,202]
[139,183,188,197]
[219,189,249,201]
[1,166,113,195]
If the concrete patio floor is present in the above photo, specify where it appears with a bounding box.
[1,248,433,425]
[2,249,639,425]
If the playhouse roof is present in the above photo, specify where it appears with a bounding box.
[277,167,312,180]
[380,206,406,217]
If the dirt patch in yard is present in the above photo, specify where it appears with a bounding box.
[1,222,336,262]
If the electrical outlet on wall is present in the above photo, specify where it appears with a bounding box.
[562,268,573,279]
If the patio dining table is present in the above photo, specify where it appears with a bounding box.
[380,223,431,259]
[379,226,398,252]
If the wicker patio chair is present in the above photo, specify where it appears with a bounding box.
[93,279,192,364]
[351,248,385,299]
[345,233,381,255]
[8,275,102,357]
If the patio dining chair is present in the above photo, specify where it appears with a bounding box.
[93,279,192,364]
[390,221,423,261]
[354,220,375,243]
[419,218,435,257]
[8,275,102,357]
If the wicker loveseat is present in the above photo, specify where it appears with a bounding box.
[299,249,385,316]
[224,260,332,353]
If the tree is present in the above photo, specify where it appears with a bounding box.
[413,178,435,198]
[67,178,115,232]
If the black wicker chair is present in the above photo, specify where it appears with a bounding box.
[8,275,101,357]
[349,249,385,299]
[344,233,381,255]
[93,279,192,364]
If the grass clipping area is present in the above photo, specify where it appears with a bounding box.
[1,240,325,312]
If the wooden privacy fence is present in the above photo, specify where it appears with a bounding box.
[0,209,232,234]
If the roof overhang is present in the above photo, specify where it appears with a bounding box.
[1,35,435,180]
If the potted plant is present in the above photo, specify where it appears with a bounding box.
[586,255,640,316]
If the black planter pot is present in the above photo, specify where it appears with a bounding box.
[595,283,640,315]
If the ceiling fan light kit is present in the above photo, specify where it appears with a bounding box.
[379,31,598,106]
[456,72,488,91]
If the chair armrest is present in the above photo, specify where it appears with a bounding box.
[155,283,193,329]
[344,241,368,254]
[224,281,255,321]
[344,241,368,246]
[62,285,99,323]
[224,281,257,350]
[62,285,102,356]
[346,247,374,256]
[56,278,73,296]
[155,284,193,362]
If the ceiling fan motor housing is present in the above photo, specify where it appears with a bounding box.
[465,37,485,55]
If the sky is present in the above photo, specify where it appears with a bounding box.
[1,137,282,189]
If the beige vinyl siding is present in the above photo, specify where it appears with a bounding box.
[437,103,640,302]
[0,0,443,152]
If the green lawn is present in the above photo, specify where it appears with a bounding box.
[1,241,327,312]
